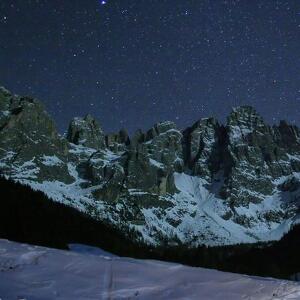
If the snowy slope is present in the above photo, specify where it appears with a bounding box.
[135,172,297,246]
[0,239,300,300]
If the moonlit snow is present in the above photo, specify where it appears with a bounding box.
[0,239,300,299]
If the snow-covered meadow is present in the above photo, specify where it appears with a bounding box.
[0,239,300,299]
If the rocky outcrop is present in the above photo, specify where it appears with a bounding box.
[222,106,277,206]
[0,88,73,183]
[67,114,106,150]
[105,129,130,152]
[183,117,223,180]
[222,106,300,208]
[123,122,183,196]
[1,86,300,247]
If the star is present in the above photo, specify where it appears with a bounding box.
[0,0,299,134]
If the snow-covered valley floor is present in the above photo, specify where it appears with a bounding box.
[0,240,300,300]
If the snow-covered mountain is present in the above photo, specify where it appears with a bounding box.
[1,239,300,299]
[1,86,300,246]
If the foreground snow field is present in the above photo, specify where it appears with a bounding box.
[0,240,300,300]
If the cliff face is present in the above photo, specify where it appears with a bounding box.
[1,86,300,246]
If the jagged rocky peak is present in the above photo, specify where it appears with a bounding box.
[221,106,300,212]
[130,129,145,148]
[67,114,106,150]
[0,87,65,155]
[0,86,39,114]
[105,128,130,152]
[227,105,269,144]
[183,117,223,180]
[228,105,264,124]
[223,106,274,206]
[142,121,183,170]
[0,86,13,112]
[226,105,274,154]
[0,86,11,94]
[0,87,72,183]
[0,87,12,127]
[106,121,183,202]
[145,121,177,140]
[275,120,300,151]
[155,120,177,133]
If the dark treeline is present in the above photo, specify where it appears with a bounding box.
[0,176,148,256]
[0,176,299,280]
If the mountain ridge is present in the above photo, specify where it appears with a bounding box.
[1,86,300,247]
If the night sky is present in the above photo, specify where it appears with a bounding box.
[0,0,299,134]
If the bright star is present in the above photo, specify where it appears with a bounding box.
[101,0,107,5]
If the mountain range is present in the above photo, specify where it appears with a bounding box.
[1,86,300,247]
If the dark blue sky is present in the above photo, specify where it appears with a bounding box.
[0,0,299,133]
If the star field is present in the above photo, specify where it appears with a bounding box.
[0,0,299,133]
